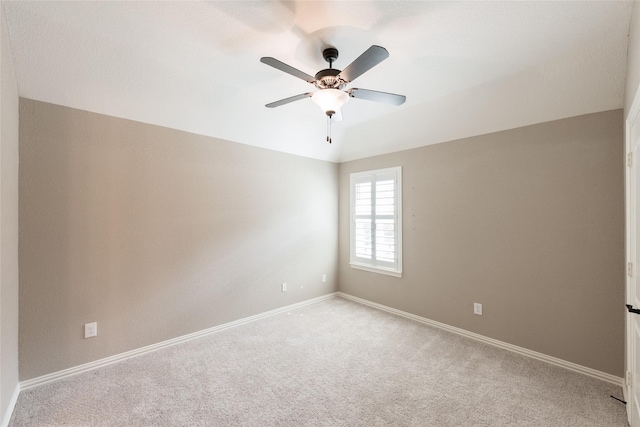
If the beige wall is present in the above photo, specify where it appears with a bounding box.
[339,110,625,376]
[0,3,20,423]
[626,1,640,115]
[19,99,338,380]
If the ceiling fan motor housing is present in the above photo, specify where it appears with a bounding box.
[313,47,346,89]
[314,68,345,89]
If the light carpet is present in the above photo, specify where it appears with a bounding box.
[9,297,629,426]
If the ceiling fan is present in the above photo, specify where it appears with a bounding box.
[260,45,406,143]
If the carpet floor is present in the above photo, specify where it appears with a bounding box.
[9,296,629,426]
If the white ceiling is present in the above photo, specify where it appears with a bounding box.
[2,1,634,163]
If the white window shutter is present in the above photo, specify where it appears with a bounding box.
[350,167,402,277]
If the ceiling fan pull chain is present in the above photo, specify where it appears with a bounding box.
[327,115,332,144]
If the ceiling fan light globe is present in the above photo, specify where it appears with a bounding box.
[312,89,349,116]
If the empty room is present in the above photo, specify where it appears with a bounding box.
[2,1,640,426]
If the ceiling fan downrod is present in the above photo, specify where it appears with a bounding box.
[323,47,338,69]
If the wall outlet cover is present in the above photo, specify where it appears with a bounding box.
[474,303,483,316]
[84,322,97,338]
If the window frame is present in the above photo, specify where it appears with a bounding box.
[349,166,402,278]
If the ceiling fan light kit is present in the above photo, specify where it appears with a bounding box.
[261,45,406,144]
[311,88,349,118]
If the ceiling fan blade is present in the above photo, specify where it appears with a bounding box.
[338,45,389,83]
[265,93,312,108]
[348,88,406,106]
[260,57,316,83]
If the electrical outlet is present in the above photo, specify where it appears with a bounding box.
[474,303,483,316]
[281,282,287,292]
[84,322,97,338]
[322,274,327,283]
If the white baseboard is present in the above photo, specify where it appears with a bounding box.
[20,293,338,391]
[1,383,20,427]
[19,290,624,393]
[337,292,624,387]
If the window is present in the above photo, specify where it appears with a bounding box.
[350,167,402,277]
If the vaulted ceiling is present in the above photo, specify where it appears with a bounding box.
[3,1,634,162]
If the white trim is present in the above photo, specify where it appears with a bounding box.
[627,80,640,124]
[337,292,624,387]
[349,262,402,278]
[625,381,630,409]
[1,383,20,427]
[20,293,338,390]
